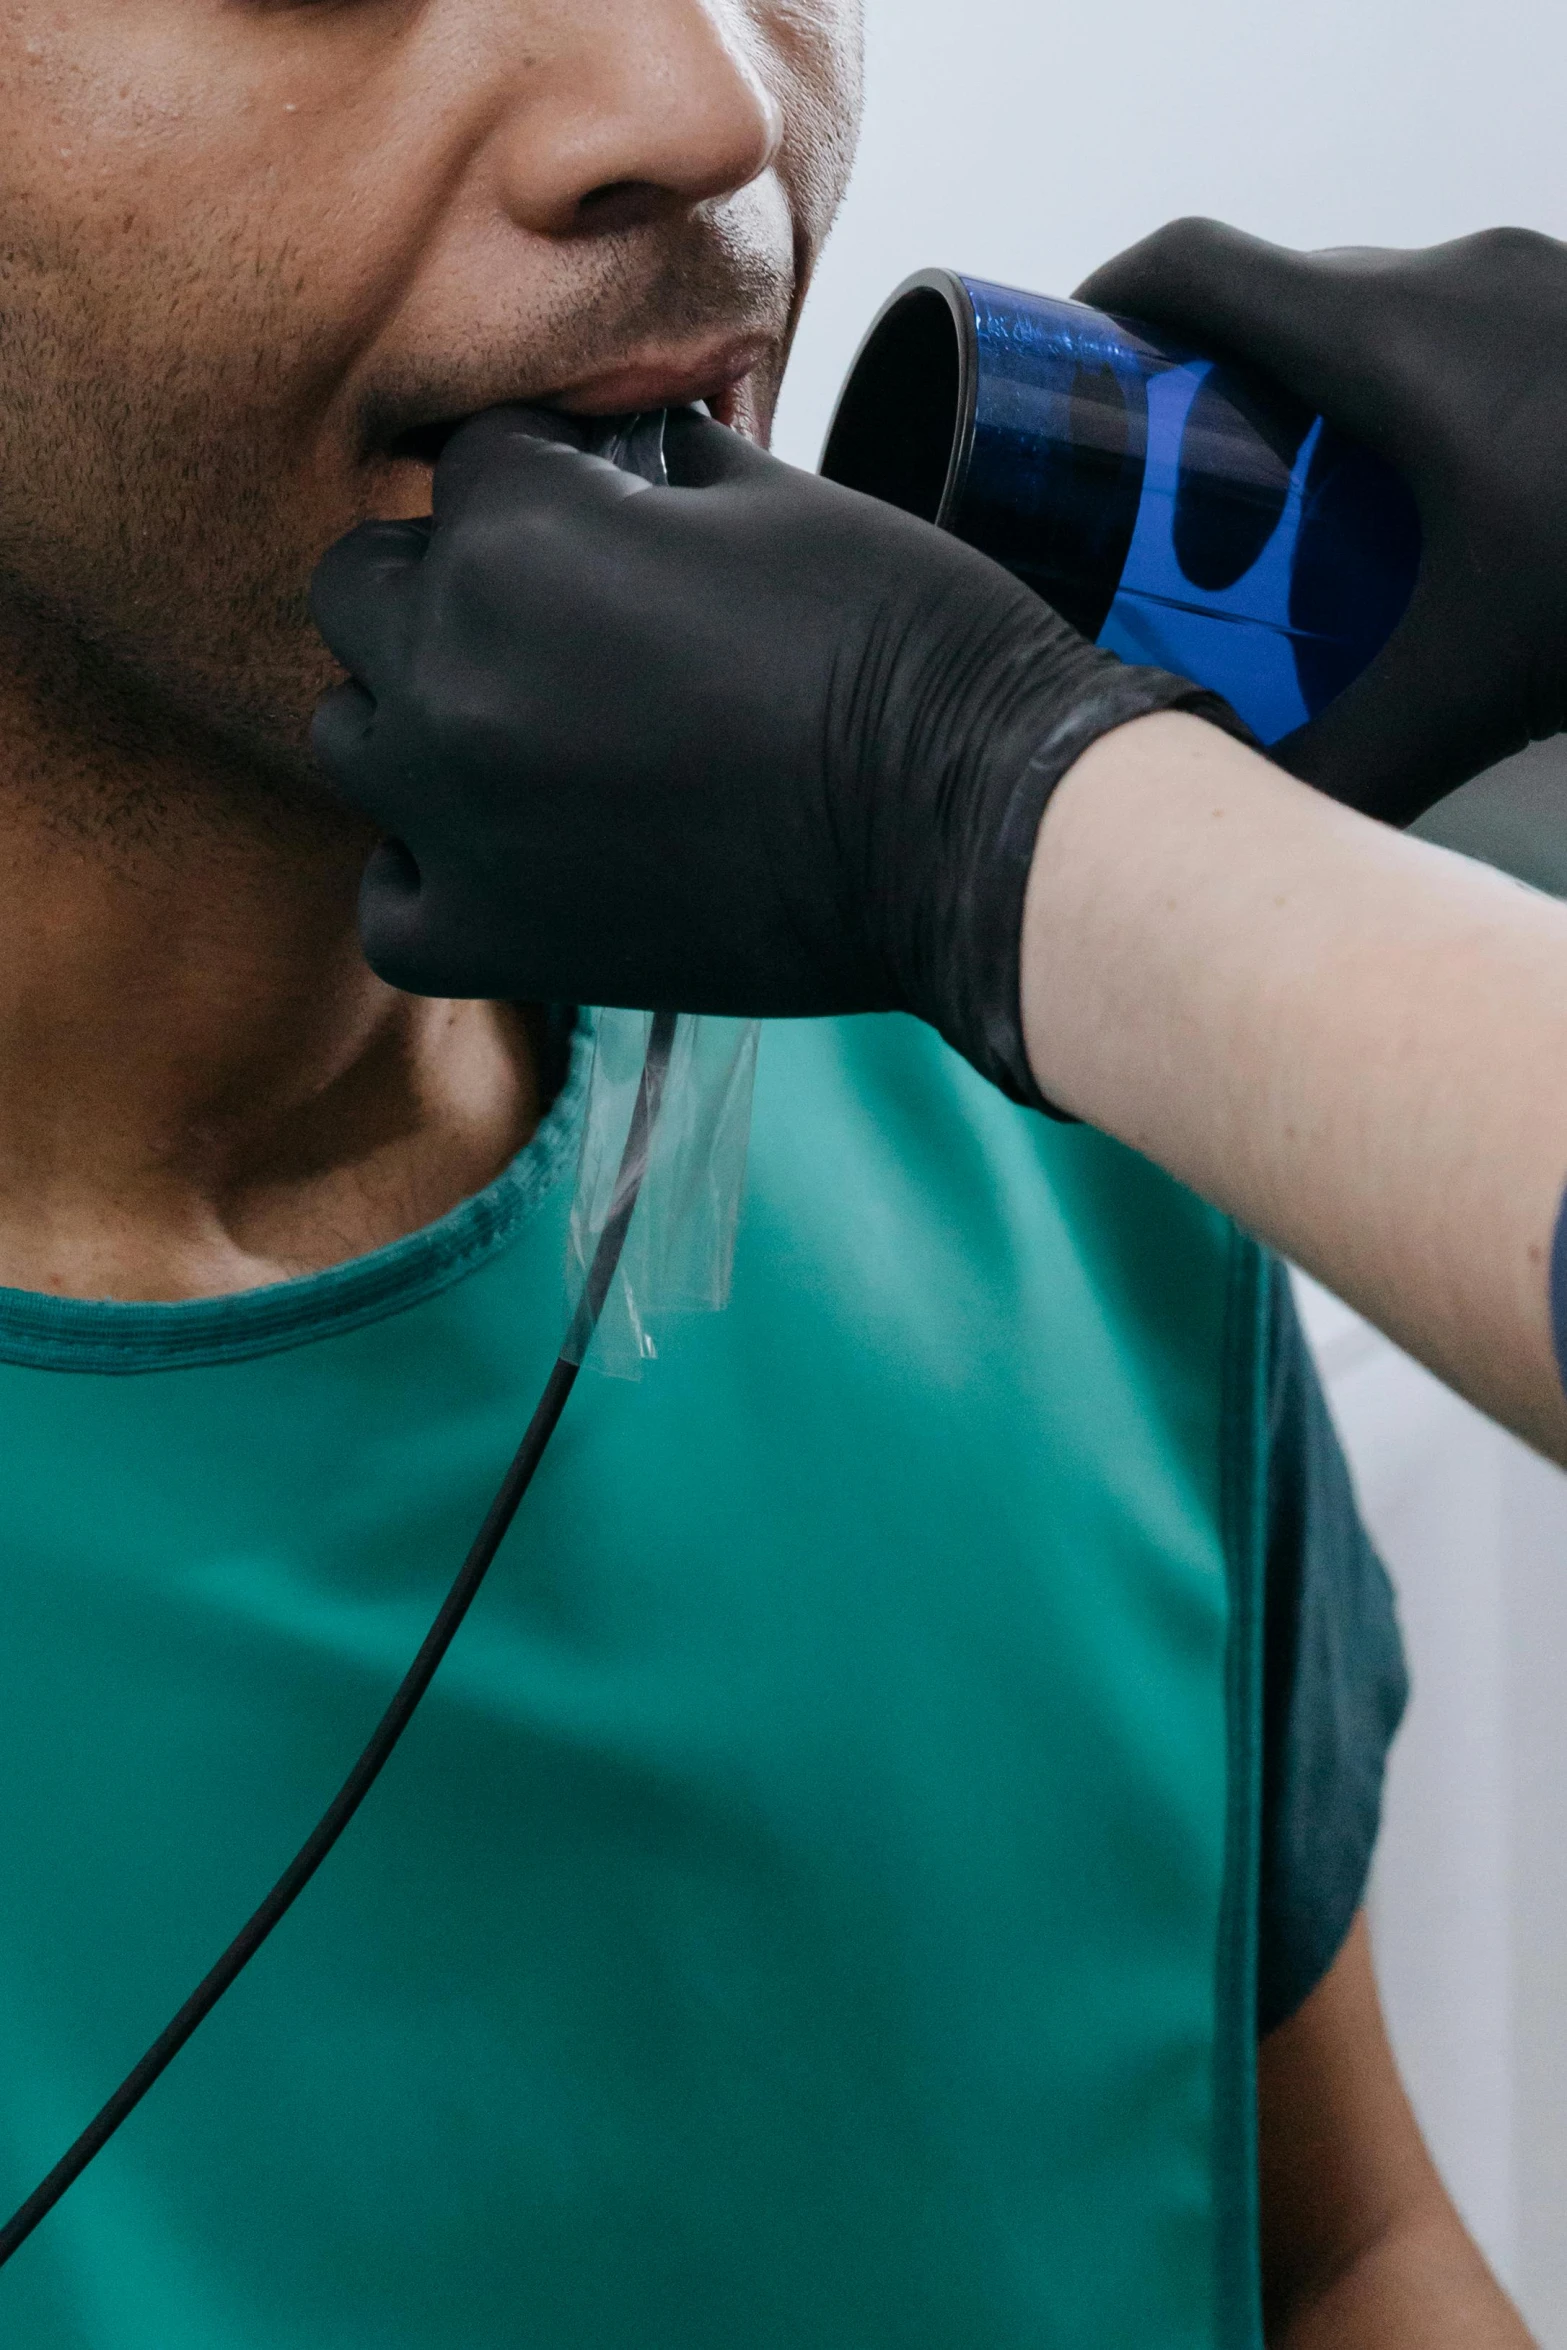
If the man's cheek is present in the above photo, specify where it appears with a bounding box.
[766,0,865,244]
[727,370,780,447]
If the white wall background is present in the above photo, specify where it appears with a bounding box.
[773,0,1567,471]
[772,4,1567,2338]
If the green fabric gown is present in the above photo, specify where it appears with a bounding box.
[0,1014,1267,2349]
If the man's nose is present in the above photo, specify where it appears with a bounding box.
[493,0,784,238]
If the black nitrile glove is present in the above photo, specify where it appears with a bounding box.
[310,406,1243,1105]
[1078,220,1567,823]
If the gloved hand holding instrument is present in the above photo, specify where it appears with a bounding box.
[311,224,1567,1080]
[1077,220,1567,823]
[309,404,1245,1111]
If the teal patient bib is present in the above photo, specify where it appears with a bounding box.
[0,1015,1267,2349]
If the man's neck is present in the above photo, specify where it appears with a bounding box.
[0,780,541,1304]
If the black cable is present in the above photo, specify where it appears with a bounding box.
[0,1009,680,2272]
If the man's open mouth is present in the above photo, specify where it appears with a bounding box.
[373,344,760,475]
[384,417,470,469]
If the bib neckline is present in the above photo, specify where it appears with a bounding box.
[0,1029,588,1377]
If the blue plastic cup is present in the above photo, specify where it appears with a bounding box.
[820,269,1421,748]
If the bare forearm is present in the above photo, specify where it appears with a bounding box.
[1271,2205,1535,2350]
[1021,713,1567,1462]
[1257,1921,1532,2350]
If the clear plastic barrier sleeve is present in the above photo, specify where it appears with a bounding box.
[564,1009,761,1377]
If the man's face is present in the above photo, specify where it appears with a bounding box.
[0,0,862,816]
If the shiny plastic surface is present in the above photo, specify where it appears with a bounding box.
[824,272,1422,749]
[565,411,761,1377]
[567,1008,758,1376]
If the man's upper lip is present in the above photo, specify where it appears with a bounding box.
[380,334,765,463]
[549,334,766,416]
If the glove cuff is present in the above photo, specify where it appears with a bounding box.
[938,670,1257,1116]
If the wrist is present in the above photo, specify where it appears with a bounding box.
[1018,710,1264,1122]
[927,661,1250,1111]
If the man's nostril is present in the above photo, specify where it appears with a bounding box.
[575,179,668,236]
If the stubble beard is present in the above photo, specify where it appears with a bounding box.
[0,202,796,862]
[0,231,358,855]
